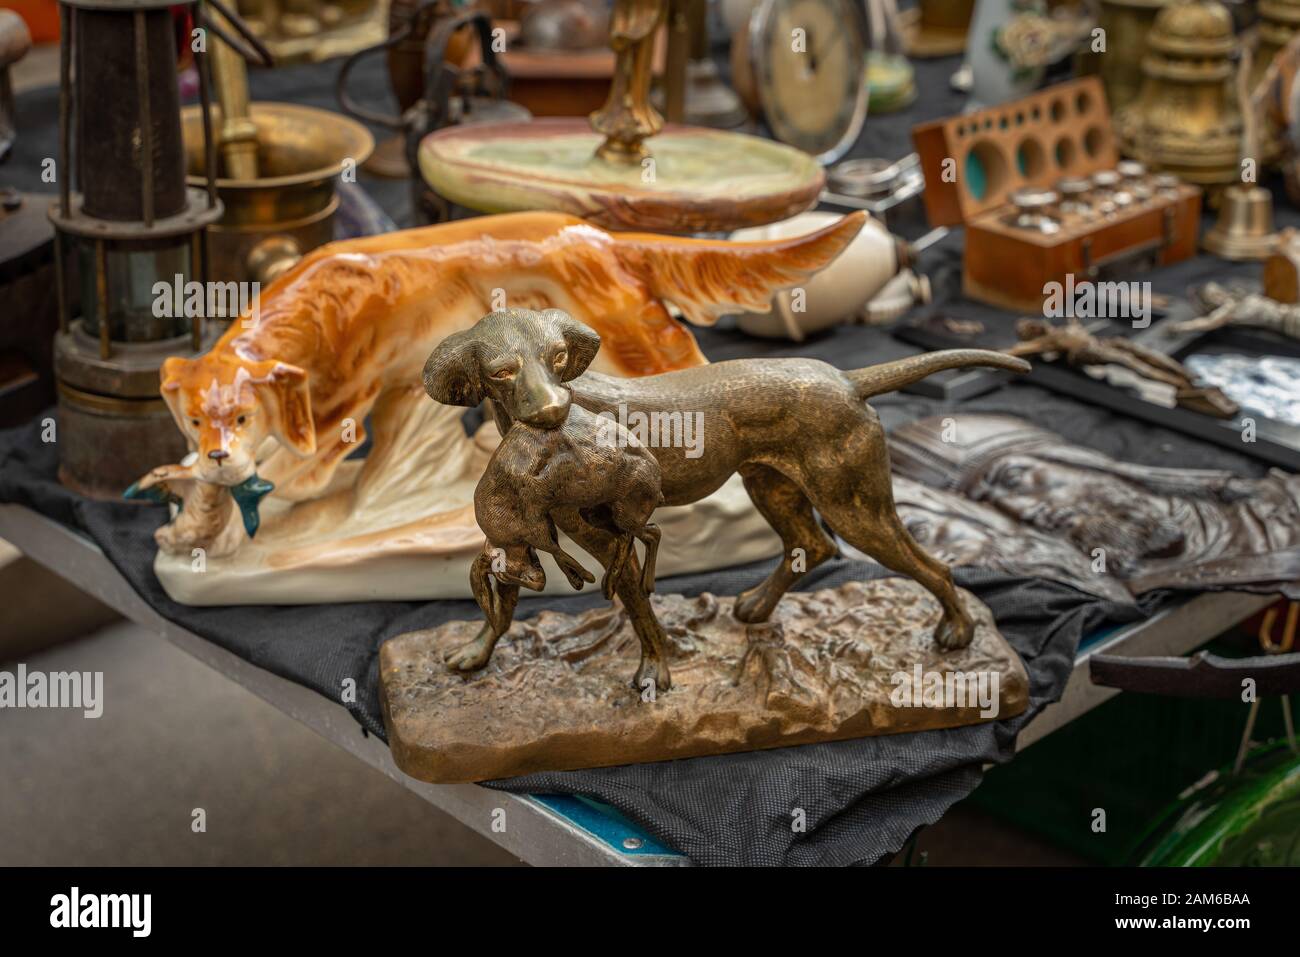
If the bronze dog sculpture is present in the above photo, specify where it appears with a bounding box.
[467,404,664,684]
[424,308,1032,692]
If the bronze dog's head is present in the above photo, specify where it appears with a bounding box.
[423,308,601,428]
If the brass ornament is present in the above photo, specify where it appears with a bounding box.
[590,0,667,163]
[1203,184,1281,258]
[1203,44,1282,259]
[422,308,1031,692]
[1114,0,1242,188]
[180,102,373,286]
[1091,0,1171,113]
[898,0,975,57]
[182,20,373,285]
[236,0,385,64]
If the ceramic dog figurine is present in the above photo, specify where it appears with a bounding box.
[465,403,664,685]
[150,210,865,512]
[424,308,1033,692]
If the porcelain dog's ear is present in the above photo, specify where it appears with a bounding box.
[544,309,601,382]
[423,330,484,407]
[251,360,315,457]
[159,356,198,448]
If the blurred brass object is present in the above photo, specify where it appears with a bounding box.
[210,6,260,180]
[1248,0,1300,163]
[1264,229,1300,302]
[237,0,385,63]
[245,234,303,284]
[591,0,666,163]
[521,0,610,49]
[898,0,974,57]
[180,102,374,286]
[665,0,745,128]
[1203,186,1280,259]
[1091,0,1171,113]
[1204,44,1281,259]
[1114,0,1242,188]
[1253,0,1300,93]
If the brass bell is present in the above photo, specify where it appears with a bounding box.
[1202,184,1282,259]
[1114,0,1242,189]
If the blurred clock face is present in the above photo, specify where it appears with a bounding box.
[753,0,867,163]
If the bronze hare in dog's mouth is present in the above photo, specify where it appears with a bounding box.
[462,402,664,684]
[425,308,1031,693]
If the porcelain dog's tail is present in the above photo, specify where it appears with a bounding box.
[610,211,869,326]
[847,351,1032,400]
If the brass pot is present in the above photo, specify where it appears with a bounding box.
[180,102,374,288]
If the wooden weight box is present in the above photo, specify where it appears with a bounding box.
[912,78,1202,313]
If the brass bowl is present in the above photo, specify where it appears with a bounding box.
[181,102,375,285]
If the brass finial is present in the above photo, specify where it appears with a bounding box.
[589,0,666,164]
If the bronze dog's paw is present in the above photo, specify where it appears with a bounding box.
[631,656,672,697]
[444,634,496,673]
[933,615,975,651]
[732,585,775,624]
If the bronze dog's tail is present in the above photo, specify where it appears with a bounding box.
[847,351,1032,400]
[610,211,869,326]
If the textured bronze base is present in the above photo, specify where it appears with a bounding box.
[380,580,1028,783]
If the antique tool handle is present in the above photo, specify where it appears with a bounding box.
[1089,650,1300,698]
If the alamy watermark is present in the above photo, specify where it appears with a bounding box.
[0,664,103,718]
[595,404,704,459]
[1043,275,1152,328]
[152,274,261,325]
[889,664,1000,719]
[50,887,150,937]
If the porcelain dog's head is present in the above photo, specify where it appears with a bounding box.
[159,352,315,486]
[423,308,601,428]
